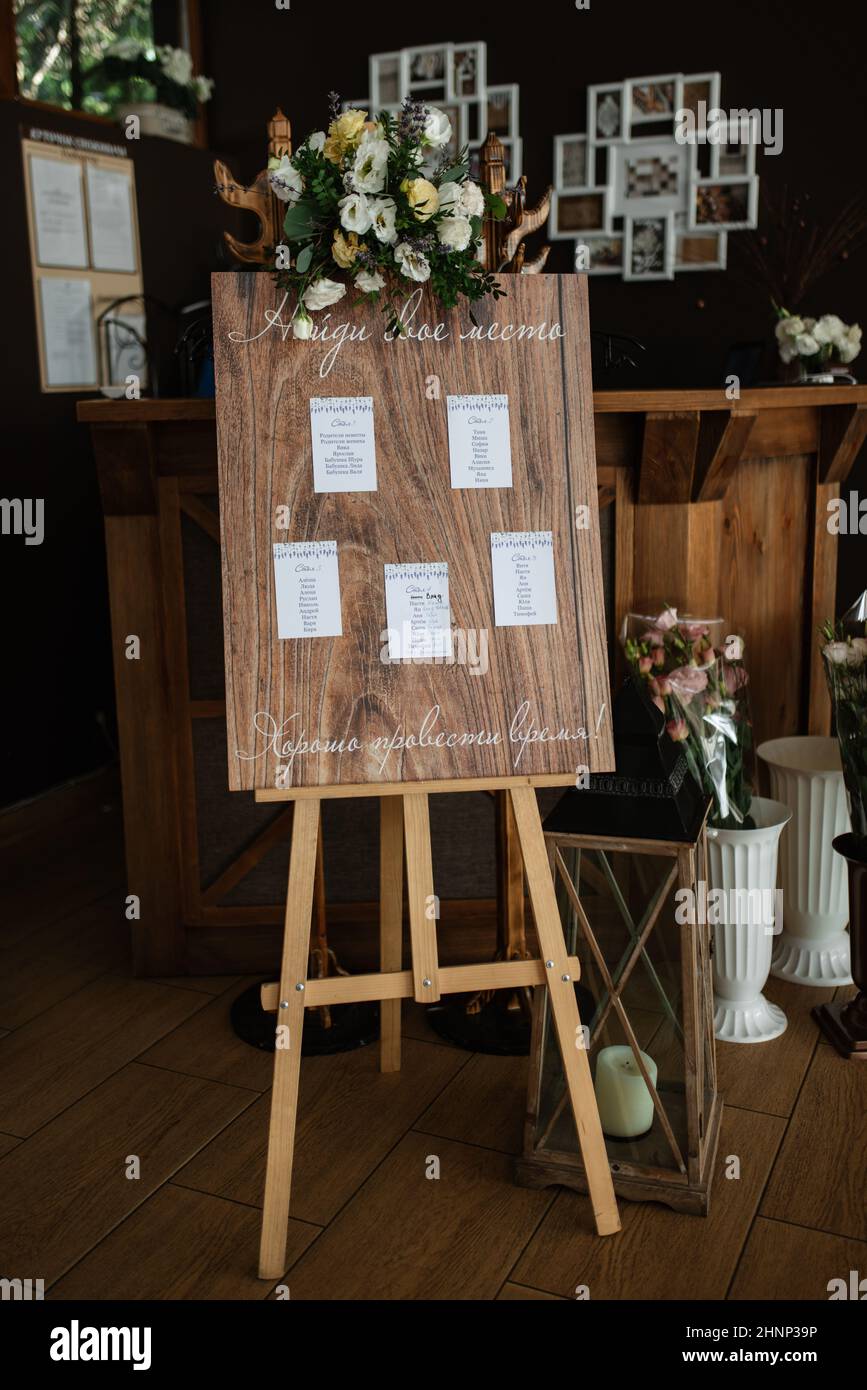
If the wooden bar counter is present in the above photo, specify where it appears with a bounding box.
[78,385,867,975]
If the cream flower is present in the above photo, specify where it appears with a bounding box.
[267,154,303,205]
[303,278,347,311]
[794,332,819,356]
[368,196,398,244]
[437,214,473,252]
[394,243,431,282]
[324,109,368,162]
[292,309,314,340]
[339,191,373,235]
[402,177,439,222]
[158,45,193,86]
[193,75,214,103]
[306,131,326,153]
[332,230,363,269]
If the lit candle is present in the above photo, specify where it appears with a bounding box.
[594,1045,658,1139]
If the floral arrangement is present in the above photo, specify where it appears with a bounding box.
[775,308,861,370]
[88,41,214,119]
[622,608,754,829]
[822,609,867,843]
[268,94,507,338]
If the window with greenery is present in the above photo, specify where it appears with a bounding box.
[14,1,155,113]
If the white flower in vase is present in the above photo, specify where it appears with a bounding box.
[303,278,347,311]
[394,243,431,282]
[356,268,386,294]
[368,196,398,244]
[339,191,373,234]
[422,107,453,149]
[794,331,820,357]
[351,136,389,194]
[460,180,485,218]
[268,154,303,204]
[158,45,193,86]
[436,181,463,215]
[438,215,473,252]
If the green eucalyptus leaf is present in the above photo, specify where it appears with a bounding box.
[296,244,314,273]
[282,200,317,238]
[487,194,508,220]
[440,163,469,184]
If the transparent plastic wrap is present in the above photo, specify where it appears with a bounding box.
[621,607,754,830]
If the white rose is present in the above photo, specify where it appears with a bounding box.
[825,641,851,665]
[394,243,431,283]
[292,309,314,340]
[460,180,485,218]
[794,332,819,357]
[423,107,453,148]
[437,214,473,252]
[193,75,214,103]
[813,314,844,346]
[267,154,303,205]
[838,324,862,364]
[339,191,373,234]
[775,316,804,342]
[778,340,798,364]
[851,638,867,661]
[368,196,397,244]
[303,278,347,311]
[306,131,326,153]
[437,181,463,215]
[158,45,193,86]
[352,136,389,193]
[356,268,385,293]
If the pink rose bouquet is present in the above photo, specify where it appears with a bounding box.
[621,608,754,829]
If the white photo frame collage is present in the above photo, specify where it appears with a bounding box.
[344,41,523,183]
[550,71,760,281]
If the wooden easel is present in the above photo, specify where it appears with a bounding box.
[255,779,621,1281]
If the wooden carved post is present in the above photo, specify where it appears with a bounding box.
[213,108,291,264]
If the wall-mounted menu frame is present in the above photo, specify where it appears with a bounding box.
[21,130,144,393]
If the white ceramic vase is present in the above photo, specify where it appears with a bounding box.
[758,737,852,986]
[708,796,792,1043]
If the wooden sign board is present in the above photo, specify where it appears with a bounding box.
[213,272,613,795]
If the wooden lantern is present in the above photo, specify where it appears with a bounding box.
[515,686,722,1215]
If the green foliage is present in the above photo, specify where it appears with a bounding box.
[15,0,154,114]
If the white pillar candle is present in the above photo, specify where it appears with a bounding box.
[594,1044,658,1139]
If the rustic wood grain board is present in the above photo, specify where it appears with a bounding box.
[212,273,612,792]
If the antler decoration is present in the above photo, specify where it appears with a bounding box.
[213,108,292,264]
[479,132,552,275]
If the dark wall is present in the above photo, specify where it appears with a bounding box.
[2,0,865,806]
[0,100,234,806]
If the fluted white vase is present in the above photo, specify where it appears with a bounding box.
[758,737,852,987]
[708,797,792,1043]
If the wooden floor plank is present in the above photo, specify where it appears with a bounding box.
[730,1217,867,1300]
[512,1106,785,1300]
[0,1063,258,1285]
[152,975,244,996]
[2,806,124,945]
[0,1131,22,1157]
[760,1043,867,1241]
[0,975,211,1136]
[715,977,829,1116]
[176,1038,465,1226]
[136,979,277,1092]
[284,1132,555,1300]
[50,1184,319,1300]
[0,894,129,1029]
[415,1052,530,1155]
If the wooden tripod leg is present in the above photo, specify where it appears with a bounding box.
[258,798,320,1280]
[403,793,440,1002]
[379,796,404,1073]
[510,786,621,1237]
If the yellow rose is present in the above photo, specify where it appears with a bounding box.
[332,230,363,269]
[401,177,439,222]
[324,108,368,162]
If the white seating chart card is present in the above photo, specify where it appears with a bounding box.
[491,532,558,627]
[384,562,452,661]
[30,155,88,269]
[39,277,97,387]
[86,164,137,273]
[310,397,377,492]
[447,394,512,489]
[273,541,343,639]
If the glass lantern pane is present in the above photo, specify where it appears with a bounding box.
[536,846,689,1174]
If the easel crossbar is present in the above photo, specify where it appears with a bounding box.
[260,956,583,1012]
